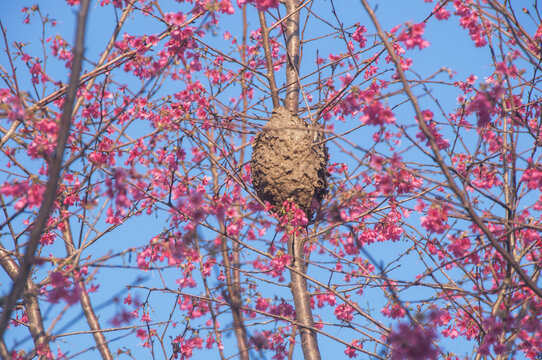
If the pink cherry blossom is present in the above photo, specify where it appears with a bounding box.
[397,22,430,50]
[388,323,438,360]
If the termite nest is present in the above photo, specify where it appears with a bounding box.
[251,106,329,220]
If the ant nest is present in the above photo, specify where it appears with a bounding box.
[251,106,329,220]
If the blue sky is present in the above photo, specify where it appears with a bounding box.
[1,0,539,359]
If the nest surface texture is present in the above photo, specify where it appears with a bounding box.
[251,106,328,219]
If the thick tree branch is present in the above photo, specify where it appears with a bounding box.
[63,220,113,360]
[280,1,321,359]
[284,0,301,113]
[210,148,249,360]
[0,247,50,358]
[0,0,91,339]
[288,230,321,360]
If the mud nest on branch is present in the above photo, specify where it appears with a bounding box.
[251,106,329,220]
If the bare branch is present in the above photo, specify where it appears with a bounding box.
[63,220,113,360]
[259,11,280,108]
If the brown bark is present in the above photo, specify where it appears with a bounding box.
[288,231,321,360]
[210,138,249,360]
[0,247,50,358]
[221,238,250,360]
[63,220,113,360]
[0,340,8,359]
[284,0,301,113]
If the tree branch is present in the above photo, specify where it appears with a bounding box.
[63,219,113,360]
[284,0,301,113]
[359,0,542,299]
[288,229,321,360]
[0,0,91,339]
[210,145,249,360]
[259,11,280,108]
[0,247,50,358]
